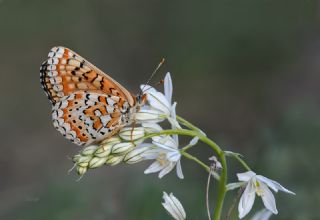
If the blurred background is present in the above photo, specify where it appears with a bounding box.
[0,0,319,219]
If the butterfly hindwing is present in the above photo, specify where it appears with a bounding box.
[52,91,131,146]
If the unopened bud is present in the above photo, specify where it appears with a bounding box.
[106,155,124,166]
[101,136,121,145]
[119,127,145,141]
[111,142,135,154]
[95,145,112,158]
[77,166,87,175]
[89,157,108,168]
[76,155,93,164]
[81,145,99,156]
[135,109,164,123]
[124,146,150,164]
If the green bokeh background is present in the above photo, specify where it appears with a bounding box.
[0,0,319,219]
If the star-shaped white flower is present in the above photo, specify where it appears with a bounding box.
[136,72,180,128]
[162,192,186,220]
[237,171,295,219]
[143,135,183,179]
[142,134,198,179]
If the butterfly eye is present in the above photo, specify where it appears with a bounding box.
[136,94,146,106]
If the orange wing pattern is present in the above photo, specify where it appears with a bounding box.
[40,46,135,106]
[52,91,131,146]
[40,47,137,146]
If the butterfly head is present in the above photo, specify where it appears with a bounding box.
[136,93,147,107]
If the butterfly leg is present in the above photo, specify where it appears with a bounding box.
[130,120,137,146]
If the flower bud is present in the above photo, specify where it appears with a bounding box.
[81,145,99,156]
[106,155,124,166]
[77,166,87,176]
[89,157,108,169]
[111,142,135,154]
[123,146,150,164]
[162,192,186,220]
[94,145,112,158]
[96,137,121,157]
[75,155,93,164]
[77,162,89,168]
[101,136,122,145]
[135,109,165,123]
[119,127,145,141]
[73,154,81,163]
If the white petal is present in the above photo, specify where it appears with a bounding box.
[167,151,181,162]
[256,175,295,195]
[238,181,256,219]
[260,183,278,214]
[147,90,171,115]
[169,193,186,219]
[172,134,179,147]
[140,148,163,160]
[168,102,182,129]
[151,135,165,143]
[168,117,182,130]
[153,141,178,152]
[189,136,199,146]
[162,192,186,220]
[140,84,157,93]
[164,72,173,104]
[250,209,273,220]
[226,182,246,191]
[142,123,163,133]
[159,163,175,178]
[176,160,184,179]
[144,161,164,174]
[152,135,177,150]
[237,171,257,182]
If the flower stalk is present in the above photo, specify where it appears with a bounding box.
[69,72,294,220]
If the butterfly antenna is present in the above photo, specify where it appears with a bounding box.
[141,58,165,94]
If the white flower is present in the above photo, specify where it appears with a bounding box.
[142,134,198,179]
[162,192,186,220]
[143,135,183,179]
[136,72,180,128]
[237,171,295,219]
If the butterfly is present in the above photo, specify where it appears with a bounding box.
[40,46,146,146]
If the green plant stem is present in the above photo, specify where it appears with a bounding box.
[197,134,227,220]
[176,115,200,131]
[174,116,228,220]
[231,154,251,171]
[181,143,196,152]
[145,116,229,220]
[144,129,197,140]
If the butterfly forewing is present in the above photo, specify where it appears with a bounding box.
[40,46,135,106]
[40,47,137,146]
